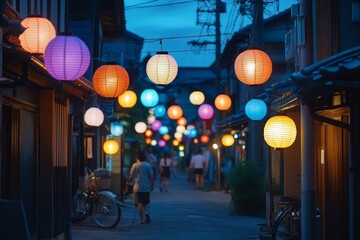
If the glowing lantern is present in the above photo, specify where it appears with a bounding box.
[145,129,153,138]
[177,117,187,126]
[140,89,159,107]
[44,35,90,81]
[159,126,169,135]
[189,91,205,105]
[245,99,267,121]
[198,104,214,120]
[146,52,178,85]
[93,64,129,98]
[19,16,56,54]
[215,94,232,111]
[135,122,147,133]
[222,134,235,147]
[189,128,197,138]
[158,140,166,147]
[151,120,162,131]
[163,134,170,141]
[154,105,166,117]
[146,138,152,144]
[103,139,119,155]
[172,139,180,146]
[200,135,210,144]
[167,105,183,120]
[264,116,297,149]
[110,122,124,136]
[118,90,137,108]
[84,107,104,127]
[234,49,272,85]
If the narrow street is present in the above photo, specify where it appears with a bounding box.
[71,172,265,240]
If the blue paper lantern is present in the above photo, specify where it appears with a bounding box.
[140,89,159,107]
[245,99,267,121]
[189,128,197,138]
[154,105,166,117]
[110,122,124,136]
[159,126,169,135]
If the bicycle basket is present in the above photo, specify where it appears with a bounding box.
[91,169,112,191]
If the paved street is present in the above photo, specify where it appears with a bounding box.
[71,172,265,240]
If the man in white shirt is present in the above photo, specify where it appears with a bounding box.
[189,149,207,189]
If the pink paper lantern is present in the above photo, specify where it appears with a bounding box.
[151,120,162,131]
[44,35,90,81]
[198,104,214,120]
[158,139,166,147]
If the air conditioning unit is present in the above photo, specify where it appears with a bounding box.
[285,30,295,61]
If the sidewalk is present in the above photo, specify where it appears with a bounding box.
[71,172,266,240]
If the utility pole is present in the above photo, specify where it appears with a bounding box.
[189,0,226,88]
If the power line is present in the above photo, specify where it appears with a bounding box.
[126,0,195,11]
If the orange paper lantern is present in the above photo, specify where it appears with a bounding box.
[215,94,232,111]
[93,63,129,98]
[234,49,272,85]
[19,16,56,54]
[167,105,183,120]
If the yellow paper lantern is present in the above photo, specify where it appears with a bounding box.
[118,90,137,108]
[146,52,178,85]
[221,134,235,147]
[234,49,272,85]
[264,116,297,149]
[189,91,205,105]
[167,105,183,120]
[215,94,232,111]
[103,139,119,155]
[93,63,129,98]
[19,16,56,54]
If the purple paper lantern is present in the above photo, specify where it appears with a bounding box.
[151,120,162,131]
[158,139,166,147]
[44,35,90,81]
[198,104,214,120]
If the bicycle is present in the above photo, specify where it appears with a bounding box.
[71,168,121,228]
[271,196,321,240]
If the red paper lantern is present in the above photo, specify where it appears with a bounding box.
[93,63,129,98]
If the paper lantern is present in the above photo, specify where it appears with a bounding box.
[189,91,205,105]
[200,135,210,144]
[159,126,169,135]
[19,16,56,54]
[245,99,267,121]
[146,52,178,85]
[140,89,159,107]
[118,90,137,108]
[163,134,171,141]
[103,139,119,155]
[145,138,152,144]
[167,105,183,120]
[172,139,180,146]
[93,64,129,98]
[158,140,166,147]
[84,107,104,127]
[151,120,162,131]
[189,128,197,138]
[198,104,214,120]
[177,117,187,126]
[44,35,90,81]
[145,129,153,138]
[234,49,272,85]
[215,94,232,111]
[264,116,297,149]
[135,122,147,133]
[154,105,166,117]
[222,134,235,147]
[110,122,124,136]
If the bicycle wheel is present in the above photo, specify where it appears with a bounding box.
[71,190,88,222]
[93,192,121,228]
[273,208,300,240]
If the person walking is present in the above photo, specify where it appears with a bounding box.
[159,152,173,192]
[129,151,154,224]
[189,149,207,189]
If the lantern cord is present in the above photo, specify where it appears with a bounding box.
[160,38,163,51]
[33,0,39,15]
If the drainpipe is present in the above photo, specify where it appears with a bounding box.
[299,0,317,239]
